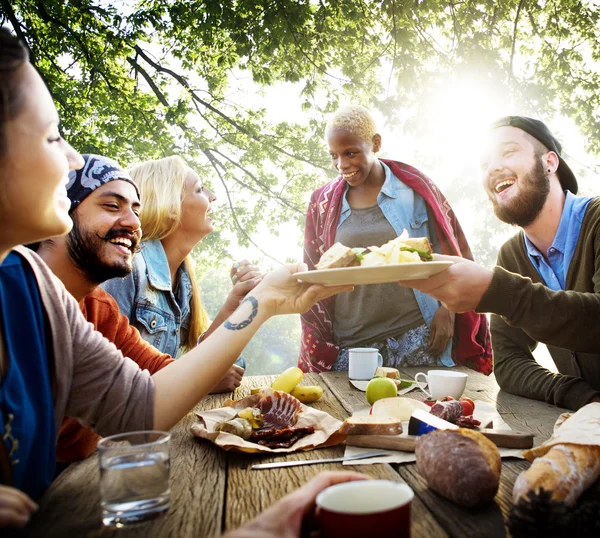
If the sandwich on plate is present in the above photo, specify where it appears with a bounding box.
[315,231,433,270]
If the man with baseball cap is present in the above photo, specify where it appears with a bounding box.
[399,116,600,409]
[36,154,245,463]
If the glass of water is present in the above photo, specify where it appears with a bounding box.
[97,430,171,527]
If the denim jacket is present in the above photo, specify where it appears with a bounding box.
[102,240,192,358]
[338,162,454,366]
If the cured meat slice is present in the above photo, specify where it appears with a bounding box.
[255,427,316,448]
[430,400,463,423]
[255,388,302,429]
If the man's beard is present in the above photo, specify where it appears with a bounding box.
[67,215,138,284]
[490,157,550,227]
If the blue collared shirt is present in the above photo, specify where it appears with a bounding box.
[338,161,454,366]
[525,191,593,290]
[102,240,193,358]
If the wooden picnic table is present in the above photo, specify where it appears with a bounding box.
[22,367,571,537]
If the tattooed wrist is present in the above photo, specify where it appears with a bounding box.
[225,296,259,331]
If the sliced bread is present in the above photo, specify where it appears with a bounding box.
[339,415,403,436]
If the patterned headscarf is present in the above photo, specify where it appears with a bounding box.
[66,154,140,212]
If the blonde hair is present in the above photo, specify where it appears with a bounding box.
[129,155,209,350]
[325,105,378,144]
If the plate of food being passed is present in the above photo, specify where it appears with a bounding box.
[294,233,453,286]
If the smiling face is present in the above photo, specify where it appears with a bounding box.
[179,167,216,240]
[480,126,552,227]
[66,180,142,283]
[0,64,83,249]
[327,129,382,188]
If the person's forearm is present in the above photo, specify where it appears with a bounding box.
[151,292,272,430]
[203,306,234,340]
[492,316,600,410]
[478,267,600,352]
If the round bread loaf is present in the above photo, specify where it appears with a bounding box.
[415,428,501,507]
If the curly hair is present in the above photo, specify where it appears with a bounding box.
[0,27,29,157]
[325,104,378,144]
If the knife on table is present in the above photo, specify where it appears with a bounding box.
[252,451,391,470]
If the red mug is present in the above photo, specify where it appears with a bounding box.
[316,480,413,538]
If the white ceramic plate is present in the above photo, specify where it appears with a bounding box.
[293,261,453,286]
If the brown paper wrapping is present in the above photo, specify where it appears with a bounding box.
[523,402,600,462]
[191,402,345,454]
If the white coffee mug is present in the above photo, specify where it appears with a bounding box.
[414,370,468,400]
[348,348,383,380]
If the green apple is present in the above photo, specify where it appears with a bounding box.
[366,377,398,405]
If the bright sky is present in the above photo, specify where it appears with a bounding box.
[219,74,600,271]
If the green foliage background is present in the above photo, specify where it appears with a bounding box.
[3,0,600,371]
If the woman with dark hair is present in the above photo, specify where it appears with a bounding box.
[0,28,351,528]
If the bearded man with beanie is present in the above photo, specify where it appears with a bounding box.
[36,154,244,463]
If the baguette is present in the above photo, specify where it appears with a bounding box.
[415,428,501,507]
[339,415,403,436]
[513,443,600,507]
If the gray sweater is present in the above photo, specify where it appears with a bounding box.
[14,246,154,437]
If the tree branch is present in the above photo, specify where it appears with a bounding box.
[133,45,328,171]
[207,148,303,214]
[1,0,35,64]
[202,149,285,265]
[509,0,527,82]
[127,56,169,107]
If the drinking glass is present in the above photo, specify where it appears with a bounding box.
[97,430,171,527]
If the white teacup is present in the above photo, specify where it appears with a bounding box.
[348,348,383,381]
[414,370,468,400]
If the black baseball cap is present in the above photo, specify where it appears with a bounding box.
[491,116,578,194]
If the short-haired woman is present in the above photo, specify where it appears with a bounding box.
[300,105,492,374]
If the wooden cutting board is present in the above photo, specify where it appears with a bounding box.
[346,428,534,452]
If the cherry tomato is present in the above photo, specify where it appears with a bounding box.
[422,397,436,407]
[438,396,455,402]
[459,397,475,416]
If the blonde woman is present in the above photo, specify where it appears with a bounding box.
[102,156,258,392]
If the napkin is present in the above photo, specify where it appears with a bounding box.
[192,401,345,454]
[343,400,525,465]
[523,402,600,461]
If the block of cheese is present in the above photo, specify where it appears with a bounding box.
[371,397,430,421]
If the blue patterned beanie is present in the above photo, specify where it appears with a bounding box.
[66,154,140,212]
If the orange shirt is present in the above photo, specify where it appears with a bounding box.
[56,287,173,463]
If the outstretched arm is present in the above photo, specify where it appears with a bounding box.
[400,254,600,353]
[151,263,353,431]
[492,314,600,410]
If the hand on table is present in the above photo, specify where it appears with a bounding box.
[0,485,38,528]
[399,254,493,313]
[223,471,370,538]
[428,305,455,356]
[209,364,245,393]
[253,263,354,316]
